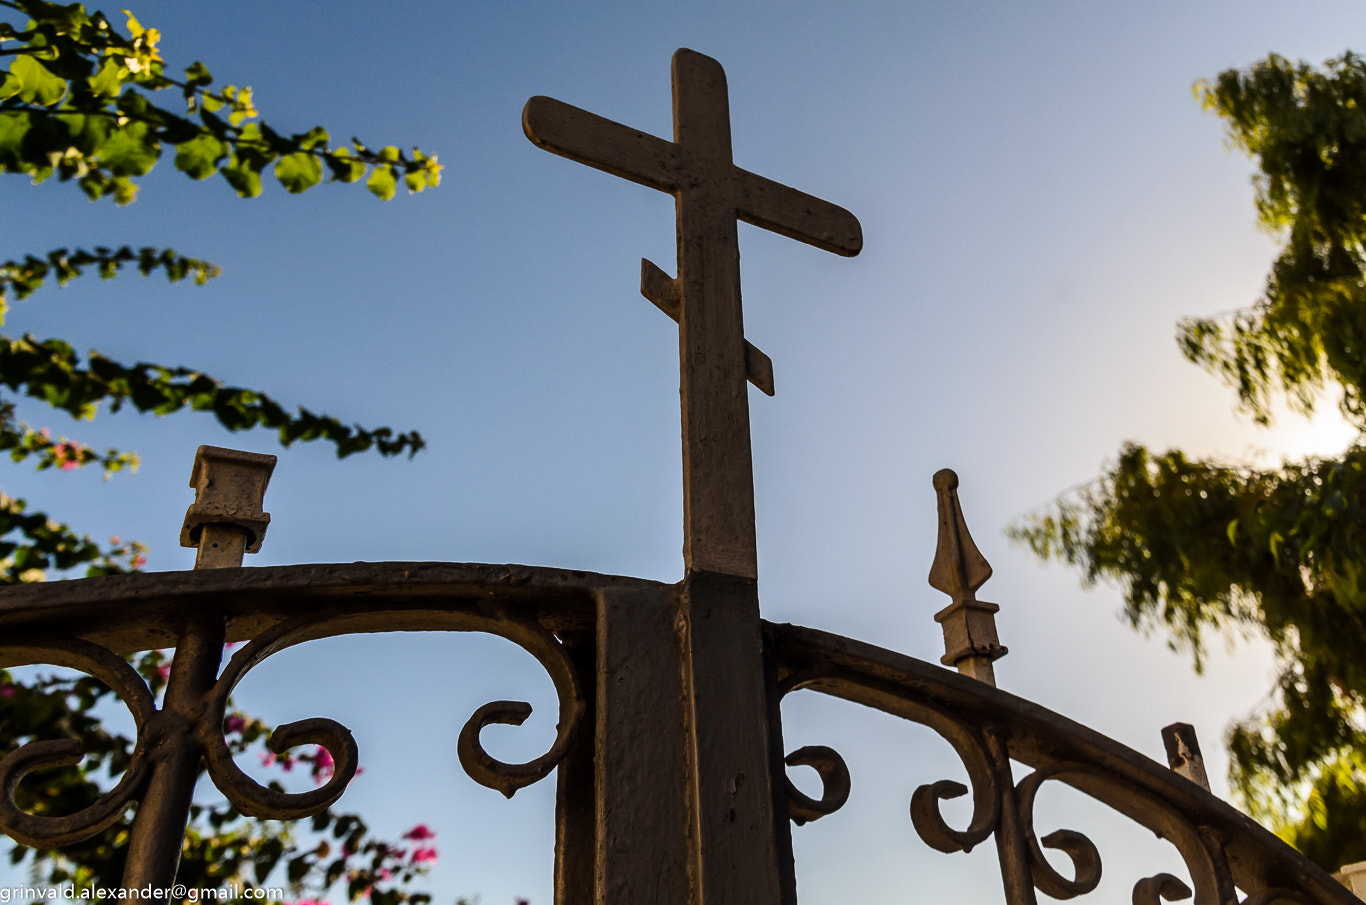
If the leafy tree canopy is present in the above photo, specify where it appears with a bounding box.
[0,2,443,901]
[1011,52,1366,871]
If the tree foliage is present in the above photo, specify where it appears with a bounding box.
[0,1,441,204]
[1010,52,1366,870]
[0,1,440,900]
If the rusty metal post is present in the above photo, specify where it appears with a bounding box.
[119,618,225,899]
[120,447,277,900]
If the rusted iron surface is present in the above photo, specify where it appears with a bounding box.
[0,561,636,655]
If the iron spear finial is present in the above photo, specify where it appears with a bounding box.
[928,468,1007,686]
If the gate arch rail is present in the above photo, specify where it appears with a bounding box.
[0,558,1352,905]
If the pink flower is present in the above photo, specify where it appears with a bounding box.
[130,554,147,569]
[225,715,246,734]
[260,751,295,771]
[410,847,438,865]
[156,664,171,681]
[516,898,530,905]
[402,824,435,841]
[311,746,335,784]
[53,442,79,471]
[0,684,14,699]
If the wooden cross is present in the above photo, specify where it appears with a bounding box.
[524,48,861,578]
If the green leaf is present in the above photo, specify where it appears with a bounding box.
[0,71,21,102]
[366,164,396,201]
[273,151,321,193]
[98,122,159,178]
[222,154,262,198]
[174,132,228,180]
[11,55,69,107]
[87,57,124,98]
[404,167,429,193]
[297,125,329,151]
[183,61,213,89]
[325,147,366,183]
[0,112,31,171]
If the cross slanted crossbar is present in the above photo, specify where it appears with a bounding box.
[524,48,861,578]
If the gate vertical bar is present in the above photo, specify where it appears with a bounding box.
[120,446,276,900]
[553,626,596,905]
[592,585,692,905]
[678,572,784,905]
[120,618,225,900]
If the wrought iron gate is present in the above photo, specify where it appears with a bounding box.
[0,48,1354,905]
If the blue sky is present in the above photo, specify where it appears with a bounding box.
[5,1,1366,903]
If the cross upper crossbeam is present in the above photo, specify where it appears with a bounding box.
[522,85,862,258]
[524,48,861,578]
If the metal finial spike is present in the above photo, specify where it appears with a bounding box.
[928,469,1007,685]
[928,469,992,599]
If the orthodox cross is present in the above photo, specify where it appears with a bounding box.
[524,48,862,578]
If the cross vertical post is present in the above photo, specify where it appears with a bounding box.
[671,50,757,578]
[524,48,860,905]
[524,48,861,579]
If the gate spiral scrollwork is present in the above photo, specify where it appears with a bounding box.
[770,621,1353,905]
[1014,765,1103,899]
[0,592,588,843]
[0,636,156,847]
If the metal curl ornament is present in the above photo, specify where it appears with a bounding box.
[1134,874,1193,905]
[783,745,850,825]
[199,715,359,821]
[0,637,157,847]
[200,603,585,813]
[452,614,585,797]
[778,670,1000,854]
[1016,765,1103,899]
[904,719,1000,853]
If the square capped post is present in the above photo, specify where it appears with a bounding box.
[179,445,277,569]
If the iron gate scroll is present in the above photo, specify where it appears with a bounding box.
[0,48,1354,905]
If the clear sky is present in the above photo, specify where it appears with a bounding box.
[4,1,1366,903]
